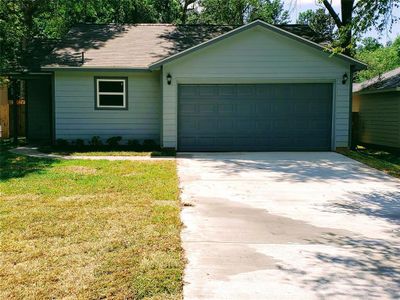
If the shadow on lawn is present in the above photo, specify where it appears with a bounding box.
[0,150,58,181]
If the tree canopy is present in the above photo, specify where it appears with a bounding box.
[321,0,399,54]
[191,0,289,25]
[355,36,400,82]
[1,0,399,73]
[297,8,336,42]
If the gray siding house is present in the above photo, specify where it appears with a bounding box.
[42,20,365,151]
[353,67,400,148]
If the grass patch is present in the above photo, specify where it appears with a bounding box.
[0,150,183,299]
[337,146,400,178]
[38,146,176,157]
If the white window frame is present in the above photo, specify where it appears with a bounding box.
[96,78,127,109]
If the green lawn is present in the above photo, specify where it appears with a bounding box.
[338,147,400,178]
[0,150,183,299]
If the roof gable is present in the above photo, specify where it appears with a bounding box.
[149,20,366,70]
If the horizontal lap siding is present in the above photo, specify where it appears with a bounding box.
[55,71,161,142]
[162,27,351,149]
[358,93,400,148]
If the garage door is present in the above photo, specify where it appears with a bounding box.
[178,84,333,151]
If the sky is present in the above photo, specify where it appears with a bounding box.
[285,0,400,44]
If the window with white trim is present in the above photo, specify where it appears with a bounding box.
[95,78,127,109]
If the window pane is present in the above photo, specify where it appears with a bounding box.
[99,80,124,93]
[99,94,124,107]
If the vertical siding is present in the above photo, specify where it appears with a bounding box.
[358,92,400,148]
[55,71,161,143]
[162,26,351,149]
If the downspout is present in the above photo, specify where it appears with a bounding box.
[348,65,355,149]
[11,81,19,144]
[160,66,164,148]
[51,72,56,145]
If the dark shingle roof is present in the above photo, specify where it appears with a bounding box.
[43,23,327,68]
[354,67,400,93]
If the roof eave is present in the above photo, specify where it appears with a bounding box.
[149,19,368,70]
[354,87,400,95]
[41,66,152,72]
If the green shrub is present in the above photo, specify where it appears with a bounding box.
[106,136,122,147]
[127,139,141,149]
[89,136,102,147]
[56,139,69,147]
[74,139,85,148]
[142,139,158,150]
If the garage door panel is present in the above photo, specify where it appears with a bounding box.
[198,103,216,113]
[198,86,218,96]
[219,85,237,96]
[180,103,197,114]
[178,84,332,151]
[217,119,235,131]
[237,103,256,114]
[217,104,235,114]
[179,117,197,131]
[237,85,257,96]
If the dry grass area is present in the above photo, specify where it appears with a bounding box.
[0,150,183,299]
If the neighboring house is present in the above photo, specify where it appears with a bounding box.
[353,67,400,149]
[39,20,365,151]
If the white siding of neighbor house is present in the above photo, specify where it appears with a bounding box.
[357,92,400,148]
[162,26,352,149]
[54,71,161,143]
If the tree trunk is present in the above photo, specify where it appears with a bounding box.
[322,0,355,55]
[21,6,33,69]
[180,0,196,24]
[341,0,355,55]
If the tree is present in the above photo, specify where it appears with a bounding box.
[355,36,400,82]
[357,37,382,52]
[248,0,289,24]
[193,0,289,25]
[153,0,180,23]
[297,9,336,41]
[0,0,163,72]
[0,0,51,71]
[321,0,399,54]
[179,0,198,24]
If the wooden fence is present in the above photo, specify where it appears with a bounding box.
[0,84,9,139]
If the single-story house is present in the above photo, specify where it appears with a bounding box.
[40,20,366,151]
[353,67,400,149]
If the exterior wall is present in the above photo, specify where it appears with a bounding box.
[54,71,161,143]
[357,92,400,148]
[353,94,360,112]
[162,26,351,150]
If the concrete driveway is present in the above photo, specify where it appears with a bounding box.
[178,152,400,300]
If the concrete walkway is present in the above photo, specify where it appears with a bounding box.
[178,152,400,300]
[10,147,175,161]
